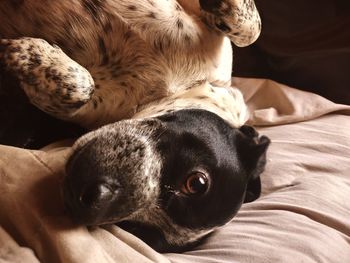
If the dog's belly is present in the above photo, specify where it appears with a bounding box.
[74,36,233,127]
[0,1,233,127]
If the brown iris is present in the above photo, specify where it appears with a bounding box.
[181,171,209,195]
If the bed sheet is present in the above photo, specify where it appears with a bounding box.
[1,78,349,263]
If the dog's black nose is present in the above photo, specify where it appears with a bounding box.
[80,183,117,208]
[63,119,164,225]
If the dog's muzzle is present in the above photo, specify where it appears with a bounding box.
[62,109,270,252]
[63,119,163,225]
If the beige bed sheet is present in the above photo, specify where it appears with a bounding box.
[0,78,350,263]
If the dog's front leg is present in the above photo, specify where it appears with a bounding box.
[199,0,261,47]
[0,38,94,121]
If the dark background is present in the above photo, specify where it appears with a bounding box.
[1,0,349,149]
[0,71,84,148]
[232,0,350,105]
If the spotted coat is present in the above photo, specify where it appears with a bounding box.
[0,0,260,128]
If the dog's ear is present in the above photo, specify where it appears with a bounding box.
[237,125,270,203]
[244,176,261,203]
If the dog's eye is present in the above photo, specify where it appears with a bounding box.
[181,172,209,195]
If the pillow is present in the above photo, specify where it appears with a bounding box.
[167,113,350,263]
[1,78,350,263]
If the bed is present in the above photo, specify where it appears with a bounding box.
[1,77,349,263]
[1,1,350,261]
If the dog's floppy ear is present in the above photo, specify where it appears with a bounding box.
[244,175,261,203]
[237,125,270,203]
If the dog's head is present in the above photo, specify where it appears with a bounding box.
[63,109,269,252]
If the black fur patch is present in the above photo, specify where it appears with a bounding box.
[128,5,137,11]
[148,12,156,19]
[176,19,184,29]
[82,0,105,22]
[117,221,207,253]
[98,36,109,65]
[215,21,231,32]
[199,0,222,12]
[10,0,24,9]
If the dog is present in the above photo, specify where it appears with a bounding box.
[0,0,269,252]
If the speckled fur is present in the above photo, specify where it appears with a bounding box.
[68,118,215,247]
[0,0,263,249]
[0,0,260,128]
[67,119,164,214]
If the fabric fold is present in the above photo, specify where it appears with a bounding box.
[1,78,349,262]
[232,77,350,126]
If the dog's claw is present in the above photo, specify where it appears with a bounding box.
[199,0,223,13]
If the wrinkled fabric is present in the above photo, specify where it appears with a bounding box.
[1,78,350,263]
[167,113,350,263]
[232,77,350,126]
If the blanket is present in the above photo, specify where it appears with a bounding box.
[1,78,350,263]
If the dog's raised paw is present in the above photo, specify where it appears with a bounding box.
[0,38,25,68]
[199,0,229,14]
[199,0,261,47]
[0,37,95,119]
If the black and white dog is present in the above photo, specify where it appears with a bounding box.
[0,0,269,252]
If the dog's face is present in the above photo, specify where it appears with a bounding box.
[63,109,269,252]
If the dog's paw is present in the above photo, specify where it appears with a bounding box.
[199,0,229,15]
[0,37,95,119]
[199,0,261,47]
[0,39,23,69]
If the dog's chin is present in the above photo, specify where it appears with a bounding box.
[116,220,211,253]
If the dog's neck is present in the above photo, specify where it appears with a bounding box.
[134,82,249,128]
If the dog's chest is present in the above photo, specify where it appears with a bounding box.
[66,15,233,126]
